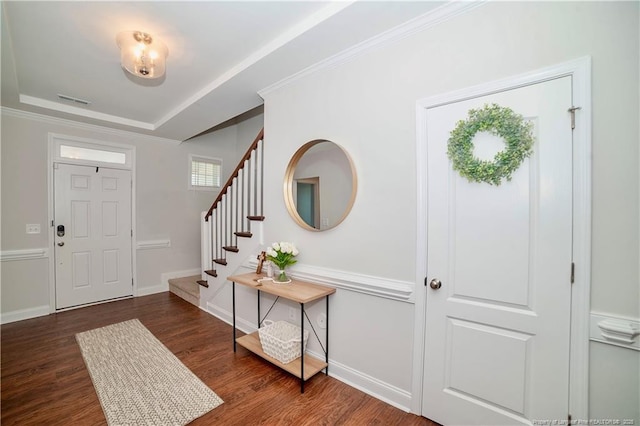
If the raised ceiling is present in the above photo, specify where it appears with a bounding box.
[1,1,446,141]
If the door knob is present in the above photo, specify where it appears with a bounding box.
[57,242,65,247]
[429,278,442,290]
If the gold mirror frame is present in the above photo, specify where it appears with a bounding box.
[283,140,357,232]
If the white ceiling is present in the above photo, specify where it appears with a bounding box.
[1,1,444,141]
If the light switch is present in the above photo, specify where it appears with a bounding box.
[26,224,41,234]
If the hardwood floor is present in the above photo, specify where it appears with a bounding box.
[1,292,439,425]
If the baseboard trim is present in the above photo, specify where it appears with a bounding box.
[205,301,257,334]
[1,305,50,324]
[310,350,412,412]
[137,284,168,297]
[137,268,201,297]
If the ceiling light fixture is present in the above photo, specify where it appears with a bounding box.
[116,31,168,79]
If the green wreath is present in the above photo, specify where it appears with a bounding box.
[447,103,534,186]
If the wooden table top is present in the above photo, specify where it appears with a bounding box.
[227,272,336,303]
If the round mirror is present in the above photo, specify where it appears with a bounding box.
[284,140,357,231]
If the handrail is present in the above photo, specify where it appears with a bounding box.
[205,128,264,221]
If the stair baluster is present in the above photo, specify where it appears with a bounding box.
[260,137,265,218]
[235,175,240,247]
[240,165,246,233]
[204,128,264,275]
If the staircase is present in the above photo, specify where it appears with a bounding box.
[198,128,266,308]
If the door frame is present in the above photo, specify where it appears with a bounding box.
[295,177,321,229]
[47,133,137,312]
[411,56,592,420]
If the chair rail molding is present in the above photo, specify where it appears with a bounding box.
[0,248,49,262]
[590,312,640,351]
[241,257,414,302]
[136,239,171,250]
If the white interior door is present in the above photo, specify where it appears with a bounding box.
[422,76,573,425]
[54,163,132,309]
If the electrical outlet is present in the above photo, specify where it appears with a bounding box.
[26,224,41,234]
[317,313,327,329]
[288,307,297,321]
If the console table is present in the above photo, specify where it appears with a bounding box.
[228,272,336,392]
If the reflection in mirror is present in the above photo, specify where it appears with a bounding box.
[284,140,357,232]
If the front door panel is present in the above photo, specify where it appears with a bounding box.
[54,164,132,309]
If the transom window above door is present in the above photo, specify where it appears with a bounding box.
[52,134,133,170]
[60,145,126,165]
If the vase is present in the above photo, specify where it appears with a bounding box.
[275,269,291,284]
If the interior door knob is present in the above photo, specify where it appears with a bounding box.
[429,278,442,290]
[57,242,65,247]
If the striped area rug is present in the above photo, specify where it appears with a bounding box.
[76,319,223,426]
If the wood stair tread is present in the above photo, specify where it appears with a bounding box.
[235,231,252,238]
[247,215,265,221]
[204,269,217,277]
[168,275,200,296]
[223,246,239,253]
[196,280,209,288]
[213,258,228,266]
[168,275,199,307]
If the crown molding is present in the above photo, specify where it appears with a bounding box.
[258,1,486,98]
[1,106,182,145]
[20,95,155,130]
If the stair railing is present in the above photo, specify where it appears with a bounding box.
[203,128,265,278]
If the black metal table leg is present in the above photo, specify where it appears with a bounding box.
[233,281,237,352]
[325,295,329,375]
[258,290,261,327]
[300,302,305,393]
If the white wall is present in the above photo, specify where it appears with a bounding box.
[1,1,637,420]
[254,1,638,419]
[235,112,265,159]
[589,341,640,423]
[0,109,262,321]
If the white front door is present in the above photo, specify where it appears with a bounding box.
[422,76,573,425]
[54,163,133,309]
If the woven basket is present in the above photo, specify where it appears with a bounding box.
[258,320,309,364]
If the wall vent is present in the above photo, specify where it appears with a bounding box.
[57,94,91,106]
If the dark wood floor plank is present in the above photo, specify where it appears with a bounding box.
[1,292,438,425]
